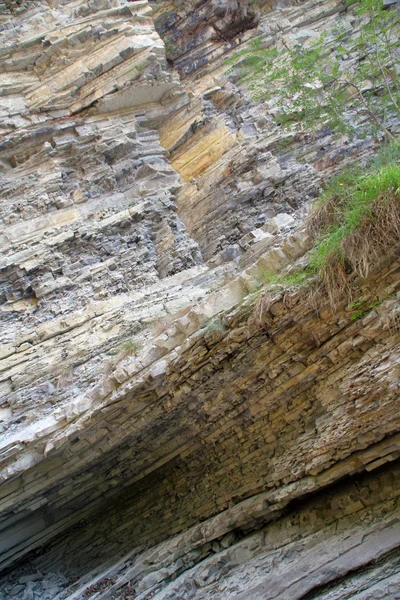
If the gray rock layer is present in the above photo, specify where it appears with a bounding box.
[1,0,400,599]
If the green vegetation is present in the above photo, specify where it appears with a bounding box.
[307,143,400,305]
[309,163,400,271]
[122,339,141,354]
[228,0,400,139]
[116,339,142,357]
[135,63,146,75]
[251,268,311,325]
[349,299,382,320]
[258,268,311,288]
[252,141,400,309]
[222,0,400,315]
[308,141,400,305]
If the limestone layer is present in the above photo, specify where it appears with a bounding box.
[0,0,400,599]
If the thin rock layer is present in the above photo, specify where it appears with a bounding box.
[1,0,400,599]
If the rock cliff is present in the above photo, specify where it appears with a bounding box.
[0,0,399,599]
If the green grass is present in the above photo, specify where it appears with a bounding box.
[118,339,142,356]
[369,139,400,170]
[308,161,400,275]
[311,140,400,215]
[251,267,311,325]
[259,268,311,288]
[304,140,400,306]
[254,141,400,309]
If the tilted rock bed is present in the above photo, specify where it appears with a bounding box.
[1,0,400,598]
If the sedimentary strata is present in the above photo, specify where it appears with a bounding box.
[0,0,399,599]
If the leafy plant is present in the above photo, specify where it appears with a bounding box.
[349,300,362,308]
[349,298,382,320]
[228,0,400,139]
[350,309,365,320]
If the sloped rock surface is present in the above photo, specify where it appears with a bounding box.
[1,0,400,598]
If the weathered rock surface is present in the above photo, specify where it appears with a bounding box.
[0,0,400,599]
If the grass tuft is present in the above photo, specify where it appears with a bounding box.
[247,141,400,322]
[259,269,311,287]
[307,141,400,306]
[253,268,311,325]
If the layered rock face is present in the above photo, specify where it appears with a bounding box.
[0,0,400,599]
